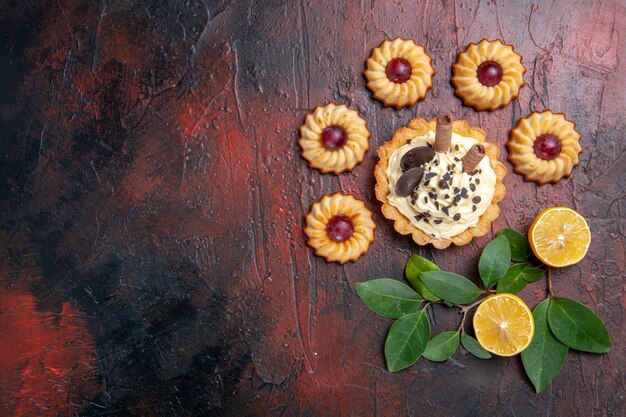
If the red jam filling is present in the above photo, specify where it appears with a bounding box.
[533,134,562,160]
[321,125,347,150]
[477,61,503,87]
[385,58,412,84]
[327,215,354,242]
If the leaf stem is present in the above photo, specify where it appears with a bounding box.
[458,310,468,332]
[459,296,487,313]
[547,267,555,298]
[456,293,493,332]
[422,300,443,310]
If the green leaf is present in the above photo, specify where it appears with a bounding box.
[497,229,532,262]
[405,255,441,301]
[548,297,611,353]
[423,331,460,362]
[522,267,545,283]
[521,299,568,393]
[385,309,430,372]
[496,264,531,294]
[420,271,484,304]
[461,333,491,359]
[478,234,511,288]
[355,279,424,318]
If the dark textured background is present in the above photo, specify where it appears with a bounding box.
[0,0,624,416]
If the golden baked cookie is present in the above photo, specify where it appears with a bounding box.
[374,117,507,249]
[508,111,582,185]
[364,38,434,109]
[452,39,525,111]
[304,193,376,263]
[299,103,370,174]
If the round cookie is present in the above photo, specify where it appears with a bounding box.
[452,39,525,111]
[304,193,376,264]
[508,110,582,184]
[299,103,370,174]
[365,38,435,109]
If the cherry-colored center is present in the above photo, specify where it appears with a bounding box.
[477,61,503,87]
[385,58,412,84]
[533,134,562,160]
[321,125,347,150]
[327,215,354,242]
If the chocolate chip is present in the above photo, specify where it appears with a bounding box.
[414,215,422,221]
[461,188,468,198]
[442,206,449,216]
[424,196,428,204]
[444,194,450,199]
[424,180,430,187]
[454,195,461,203]
[453,187,460,194]
[422,211,431,218]
[442,172,451,181]
[434,219,442,224]
[472,205,477,212]
[400,146,435,172]
[428,191,437,200]
[438,179,449,189]
[454,157,460,162]
[470,183,476,192]
[434,201,439,210]
[471,169,479,175]
[453,213,461,221]
[454,144,459,151]
[395,167,425,197]
[476,178,481,184]
[472,196,481,204]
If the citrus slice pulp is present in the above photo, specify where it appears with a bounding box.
[473,293,535,356]
[528,207,591,267]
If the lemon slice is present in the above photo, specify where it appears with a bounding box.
[473,294,535,356]
[529,207,591,267]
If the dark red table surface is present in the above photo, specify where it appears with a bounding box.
[1,1,624,416]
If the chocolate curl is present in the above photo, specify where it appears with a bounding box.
[434,114,453,153]
[462,144,486,173]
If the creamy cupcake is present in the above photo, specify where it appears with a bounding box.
[374,115,507,249]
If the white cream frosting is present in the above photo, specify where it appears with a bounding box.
[386,130,496,239]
